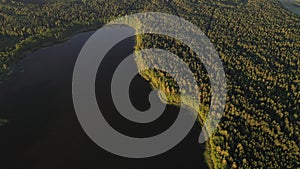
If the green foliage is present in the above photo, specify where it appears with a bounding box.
[134,0,300,169]
[0,0,146,79]
[0,0,299,169]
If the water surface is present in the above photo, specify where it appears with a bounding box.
[280,0,300,16]
[0,31,208,169]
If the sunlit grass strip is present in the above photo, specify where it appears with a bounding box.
[135,33,218,169]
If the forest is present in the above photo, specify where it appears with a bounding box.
[0,0,299,169]
[134,1,300,168]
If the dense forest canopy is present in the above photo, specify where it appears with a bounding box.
[0,0,299,169]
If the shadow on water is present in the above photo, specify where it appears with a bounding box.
[0,31,208,169]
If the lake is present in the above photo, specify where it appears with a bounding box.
[0,31,208,169]
[280,0,300,16]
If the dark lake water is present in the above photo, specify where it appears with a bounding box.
[0,31,208,169]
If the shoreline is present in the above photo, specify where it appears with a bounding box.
[135,37,212,168]
[0,25,101,83]
[0,20,213,167]
[0,26,100,128]
[0,25,101,128]
[157,80,214,168]
[279,0,300,16]
[0,0,297,167]
[0,25,210,168]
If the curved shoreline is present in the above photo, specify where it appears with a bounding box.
[279,0,300,16]
[0,25,101,82]
[0,1,298,167]
[0,29,210,168]
[0,20,212,168]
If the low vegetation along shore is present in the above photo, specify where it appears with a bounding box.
[280,0,300,16]
[134,33,215,168]
[1,0,299,168]
[289,0,300,6]
[133,1,299,168]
